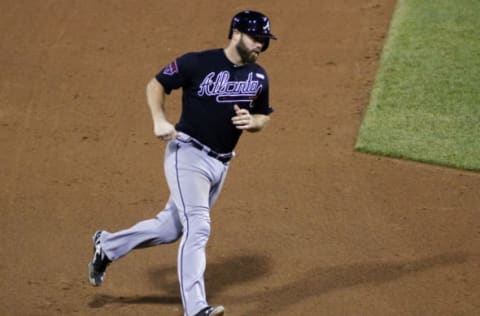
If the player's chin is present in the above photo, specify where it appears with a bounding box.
[248,52,259,63]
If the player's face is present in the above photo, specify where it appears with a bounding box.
[236,33,265,64]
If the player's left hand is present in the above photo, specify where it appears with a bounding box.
[232,104,253,130]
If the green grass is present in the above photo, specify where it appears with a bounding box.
[355,0,480,171]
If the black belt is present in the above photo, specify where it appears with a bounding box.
[179,137,234,163]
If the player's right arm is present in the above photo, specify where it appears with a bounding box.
[146,78,177,141]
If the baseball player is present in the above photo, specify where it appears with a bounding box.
[88,10,276,316]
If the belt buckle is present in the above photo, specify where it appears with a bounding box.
[176,132,191,143]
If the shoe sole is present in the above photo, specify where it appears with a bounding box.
[211,306,225,316]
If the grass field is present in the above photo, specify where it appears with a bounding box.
[355,0,480,171]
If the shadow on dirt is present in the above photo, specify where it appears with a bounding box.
[147,253,273,298]
[242,252,472,315]
[88,252,272,308]
[88,294,181,308]
[89,252,471,312]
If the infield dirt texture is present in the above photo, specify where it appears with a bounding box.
[1,1,479,315]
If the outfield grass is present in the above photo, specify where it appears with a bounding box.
[355,0,480,171]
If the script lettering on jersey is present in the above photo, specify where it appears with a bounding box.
[198,71,262,106]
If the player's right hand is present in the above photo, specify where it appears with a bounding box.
[153,121,177,141]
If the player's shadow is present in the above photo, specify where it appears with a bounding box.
[88,252,272,308]
[239,251,472,315]
[88,294,180,308]
[89,251,472,313]
[148,253,273,298]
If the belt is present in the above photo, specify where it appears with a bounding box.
[189,140,234,163]
[176,133,234,163]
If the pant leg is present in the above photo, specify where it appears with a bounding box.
[99,140,184,261]
[100,198,182,261]
[166,140,229,316]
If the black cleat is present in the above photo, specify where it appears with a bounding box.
[88,230,111,286]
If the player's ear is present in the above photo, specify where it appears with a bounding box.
[231,29,242,42]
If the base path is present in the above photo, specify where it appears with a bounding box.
[1,1,479,315]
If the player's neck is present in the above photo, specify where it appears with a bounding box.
[223,47,245,67]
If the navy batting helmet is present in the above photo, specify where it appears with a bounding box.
[228,10,277,51]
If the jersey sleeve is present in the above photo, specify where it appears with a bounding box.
[251,70,274,115]
[155,53,196,94]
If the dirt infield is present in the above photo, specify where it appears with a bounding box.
[1,1,479,315]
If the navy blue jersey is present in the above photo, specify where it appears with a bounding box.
[155,48,273,153]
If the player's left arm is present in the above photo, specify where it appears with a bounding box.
[232,104,270,132]
[249,113,270,132]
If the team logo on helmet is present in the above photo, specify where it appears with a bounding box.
[262,19,270,32]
